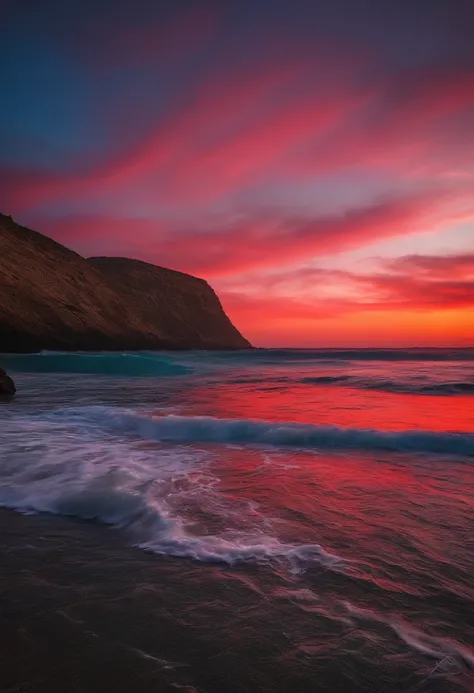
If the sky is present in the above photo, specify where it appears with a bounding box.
[1,0,473,347]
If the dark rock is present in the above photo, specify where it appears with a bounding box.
[0,213,252,352]
[0,369,16,395]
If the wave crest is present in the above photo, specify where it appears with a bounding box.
[1,352,189,376]
[71,408,474,457]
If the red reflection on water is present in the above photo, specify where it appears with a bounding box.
[207,442,474,598]
[178,381,474,432]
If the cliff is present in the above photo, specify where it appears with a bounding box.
[0,214,251,352]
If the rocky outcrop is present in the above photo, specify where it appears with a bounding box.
[0,214,251,352]
[0,368,16,396]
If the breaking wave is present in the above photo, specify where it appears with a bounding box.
[0,417,341,569]
[0,468,340,569]
[1,351,189,376]
[67,407,474,457]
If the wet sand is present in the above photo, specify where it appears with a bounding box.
[2,508,472,693]
[0,508,219,693]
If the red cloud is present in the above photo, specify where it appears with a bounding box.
[389,253,474,279]
[2,41,474,217]
[34,188,473,280]
[353,275,474,310]
[0,61,313,212]
[223,252,474,313]
[34,187,474,278]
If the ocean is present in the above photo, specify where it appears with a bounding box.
[1,348,473,692]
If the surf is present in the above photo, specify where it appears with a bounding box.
[0,446,341,569]
[58,407,474,457]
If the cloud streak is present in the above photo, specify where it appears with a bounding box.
[35,188,474,278]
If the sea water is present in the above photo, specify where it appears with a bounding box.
[1,349,473,692]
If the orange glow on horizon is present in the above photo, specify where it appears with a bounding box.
[228,307,474,348]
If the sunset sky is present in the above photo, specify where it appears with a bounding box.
[1,0,473,347]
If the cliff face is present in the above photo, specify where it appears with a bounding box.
[0,214,251,352]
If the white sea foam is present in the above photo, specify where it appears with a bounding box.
[0,412,341,569]
[1,469,340,567]
[141,532,340,567]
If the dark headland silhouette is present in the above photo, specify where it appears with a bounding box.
[0,213,251,352]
